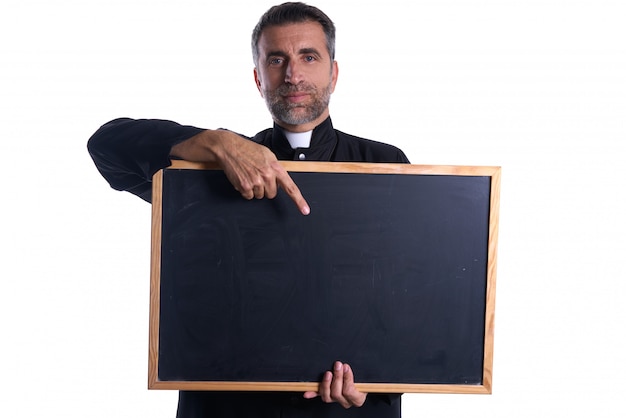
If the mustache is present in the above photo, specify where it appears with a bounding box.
[275,83,317,95]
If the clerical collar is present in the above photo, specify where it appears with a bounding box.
[267,117,338,161]
[283,130,312,149]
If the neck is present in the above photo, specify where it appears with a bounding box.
[274,110,330,133]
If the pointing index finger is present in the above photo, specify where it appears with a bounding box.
[274,164,310,215]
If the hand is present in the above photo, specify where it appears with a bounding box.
[171,129,310,215]
[303,361,367,409]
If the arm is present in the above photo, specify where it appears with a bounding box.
[87,118,310,214]
[171,129,309,215]
[87,118,204,202]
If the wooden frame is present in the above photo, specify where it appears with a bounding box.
[148,161,500,394]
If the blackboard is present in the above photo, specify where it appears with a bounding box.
[148,161,500,394]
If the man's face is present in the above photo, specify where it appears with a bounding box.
[254,21,338,133]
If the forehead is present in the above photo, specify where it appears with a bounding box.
[258,21,328,56]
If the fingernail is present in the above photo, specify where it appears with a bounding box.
[335,361,342,371]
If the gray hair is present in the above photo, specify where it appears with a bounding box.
[251,2,336,66]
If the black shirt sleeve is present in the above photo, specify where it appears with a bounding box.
[87,118,205,202]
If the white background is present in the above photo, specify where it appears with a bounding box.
[1,0,625,417]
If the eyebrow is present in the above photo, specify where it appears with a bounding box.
[265,47,324,60]
[299,47,322,57]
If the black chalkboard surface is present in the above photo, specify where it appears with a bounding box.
[148,161,500,394]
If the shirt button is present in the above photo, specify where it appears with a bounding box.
[298,153,306,160]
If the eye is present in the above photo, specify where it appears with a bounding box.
[269,57,284,65]
[304,55,316,62]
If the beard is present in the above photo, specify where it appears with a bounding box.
[263,81,333,126]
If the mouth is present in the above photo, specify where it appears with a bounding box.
[283,92,310,103]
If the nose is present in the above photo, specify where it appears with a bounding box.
[285,60,303,85]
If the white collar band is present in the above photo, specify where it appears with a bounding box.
[284,130,313,149]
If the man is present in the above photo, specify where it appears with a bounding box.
[88,2,408,417]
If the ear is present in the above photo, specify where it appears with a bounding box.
[330,60,339,93]
[254,67,264,97]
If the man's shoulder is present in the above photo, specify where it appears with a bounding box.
[335,129,398,149]
[250,127,273,144]
[334,129,410,163]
